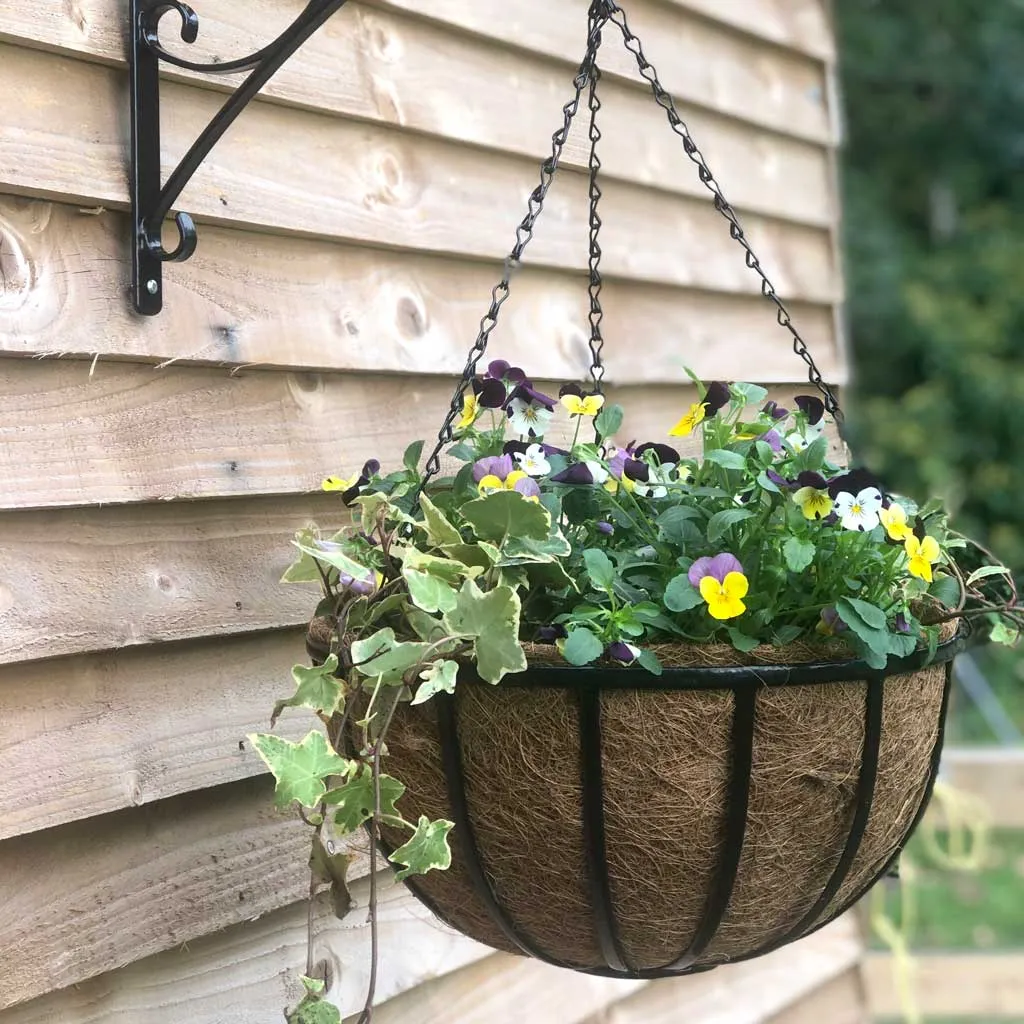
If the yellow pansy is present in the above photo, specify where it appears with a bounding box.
[699,571,749,620]
[879,503,914,542]
[477,474,505,495]
[668,402,707,438]
[905,535,941,582]
[322,474,358,493]
[456,392,481,430]
[560,393,605,418]
[792,486,833,521]
[504,470,529,489]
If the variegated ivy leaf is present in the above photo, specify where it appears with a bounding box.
[442,580,526,683]
[413,660,459,705]
[403,568,458,614]
[324,766,406,834]
[271,656,343,727]
[292,538,369,581]
[309,834,353,919]
[249,731,354,810]
[282,528,326,584]
[388,815,455,882]
[418,493,463,548]
[350,627,443,685]
[461,489,551,543]
[401,545,481,583]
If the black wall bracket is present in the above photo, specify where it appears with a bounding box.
[129,0,353,315]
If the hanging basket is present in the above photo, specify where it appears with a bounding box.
[312,624,964,978]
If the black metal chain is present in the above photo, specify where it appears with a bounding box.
[420,10,609,485]
[585,8,606,394]
[600,0,842,422]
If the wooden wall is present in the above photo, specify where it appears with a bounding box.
[0,0,858,1019]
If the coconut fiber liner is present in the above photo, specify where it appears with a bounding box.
[368,632,958,975]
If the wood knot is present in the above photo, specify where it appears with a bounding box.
[0,216,35,312]
[396,296,428,340]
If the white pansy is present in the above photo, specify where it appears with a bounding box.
[515,443,551,477]
[834,487,883,532]
[633,463,675,499]
[584,459,609,485]
[507,398,554,437]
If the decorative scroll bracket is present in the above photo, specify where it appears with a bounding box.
[129,0,353,315]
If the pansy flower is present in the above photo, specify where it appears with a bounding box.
[905,535,941,582]
[559,383,605,418]
[763,400,789,421]
[791,471,832,521]
[669,401,707,437]
[634,442,681,465]
[597,521,615,535]
[472,454,515,483]
[688,553,748,620]
[456,391,481,431]
[485,360,527,386]
[535,624,568,642]
[512,443,551,478]
[794,395,826,430]
[816,606,848,637]
[322,458,380,505]
[607,641,640,664]
[834,487,884,532]
[506,382,556,437]
[879,502,914,542]
[550,460,610,486]
[703,381,732,416]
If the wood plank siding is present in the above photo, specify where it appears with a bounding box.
[0,0,858,1018]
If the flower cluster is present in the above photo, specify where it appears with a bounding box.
[305,364,1020,676]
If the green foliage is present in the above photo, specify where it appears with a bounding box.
[388,816,455,882]
[286,977,342,1024]
[443,580,526,683]
[249,731,353,810]
[461,490,551,542]
[324,766,406,833]
[272,657,344,727]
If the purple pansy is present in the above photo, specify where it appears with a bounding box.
[535,624,568,642]
[472,376,508,409]
[826,468,881,500]
[762,429,783,453]
[704,381,732,416]
[550,460,609,486]
[895,612,911,634]
[763,400,789,421]
[512,476,542,500]
[633,442,680,465]
[486,360,527,385]
[688,553,744,588]
[340,459,380,505]
[597,521,615,535]
[794,395,826,426]
[766,468,795,490]
[817,606,848,636]
[607,641,639,664]
[509,382,556,410]
[472,454,514,483]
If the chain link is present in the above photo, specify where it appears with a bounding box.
[602,0,843,423]
[420,12,608,485]
[586,6,606,394]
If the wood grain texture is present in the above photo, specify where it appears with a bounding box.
[765,968,867,1024]
[0,363,842,511]
[0,197,842,378]
[863,952,1024,1018]
[0,0,832,144]
[580,916,861,1023]
[0,45,838,302]
[0,877,487,1024]
[0,629,312,841]
[938,747,1024,828]
[0,776,361,1010]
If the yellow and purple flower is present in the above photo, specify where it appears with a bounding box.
[791,471,833,521]
[816,606,848,637]
[688,553,749,620]
[322,458,380,505]
[558,383,605,418]
[607,641,640,664]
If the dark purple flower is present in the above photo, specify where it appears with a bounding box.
[607,641,639,664]
[817,606,848,636]
[623,459,651,483]
[766,469,795,490]
[895,612,911,634]
[633,442,680,465]
[550,461,607,485]
[559,382,584,398]
[512,476,541,500]
[827,468,882,499]
[340,459,380,505]
[473,376,508,409]
[704,381,732,416]
[485,360,526,385]
[763,401,789,421]
[535,624,567,642]
[795,395,825,425]
[597,521,614,535]
[796,471,828,490]
[472,454,514,483]
[509,382,556,410]
[688,553,744,587]
[762,429,782,453]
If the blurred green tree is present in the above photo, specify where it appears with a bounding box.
[837,0,1024,568]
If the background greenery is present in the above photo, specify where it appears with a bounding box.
[836,0,1024,730]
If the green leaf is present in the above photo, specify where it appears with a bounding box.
[249,731,353,809]
[887,632,918,658]
[446,442,476,461]
[413,659,459,705]
[404,569,458,614]
[991,620,1020,646]
[783,536,816,573]
[835,600,890,660]
[282,530,326,584]
[350,628,439,685]
[462,490,551,542]
[773,624,804,645]
[657,506,704,547]
[731,382,768,407]
[308,835,354,919]
[583,548,616,591]
[795,435,828,472]
[271,656,343,727]
[444,542,500,570]
[757,469,782,494]
[594,403,624,438]
[401,546,479,583]
[928,574,962,608]
[706,508,755,544]
[636,648,663,676]
[727,627,760,653]
[838,597,888,632]
[293,539,368,581]
[562,627,604,666]
[287,981,342,1024]
[419,493,463,548]
[965,564,1012,587]
[403,440,425,474]
[704,449,747,471]
[324,766,406,834]
[389,815,454,881]
[664,574,704,612]
[502,529,572,563]
[443,580,526,683]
